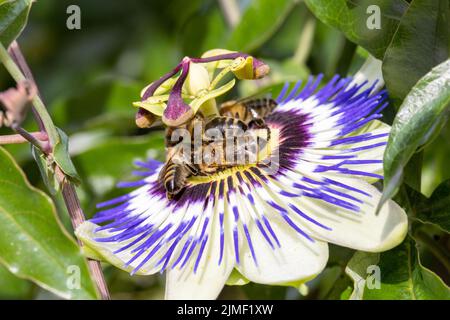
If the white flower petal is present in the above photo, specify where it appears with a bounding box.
[310,178,407,252]
[271,175,408,252]
[351,55,384,92]
[165,203,234,300]
[76,221,163,275]
[236,212,328,285]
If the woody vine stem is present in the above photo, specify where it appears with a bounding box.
[0,41,110,300]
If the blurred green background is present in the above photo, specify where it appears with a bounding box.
[0,0,448,299]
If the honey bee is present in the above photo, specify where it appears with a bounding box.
[159,114,202,198]
[159,97,278,199]
[219,97,278,129]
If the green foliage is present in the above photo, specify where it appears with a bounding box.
[0,0,32,46]
[227,0,296,52]
[306,0,450,105]
[408,180,450,233]
[346,239,450,299]
[345,251,380,299]
[73,133,164,201]
[373,239,448,299]
[422,126,450,196]
[0,147,97,299]
[383,0,449,104]
[382,59,450,206]
[0,264,33,299]
[53,128,81,183]
[31,145,60,195]
[0,0,449,300]
[304,0,409,59]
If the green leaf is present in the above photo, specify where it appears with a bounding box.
[345,251,380,299]
[327,279,353,300]
[346,239,450,299]
[262,3,312,61]
[366,238,450,299]
[305,0,409,59]
[0,0,32,46]
[0,147,98,299]
[227,0,296,52]
[31,145,59,195]
[414,180,450,233]
[51,79,142,135]
[0,264,33,299]
[422,125,450,197]
[180,4,227,56]
[73,133,164,199]
[383,0,449,104]
[308,20,347,76]
[53,128,81,184]
[200,7,228,53]
[382,59,450,206]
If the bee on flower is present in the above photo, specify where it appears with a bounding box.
[76,49,407,299]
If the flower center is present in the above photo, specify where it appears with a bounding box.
[187,127,280,185]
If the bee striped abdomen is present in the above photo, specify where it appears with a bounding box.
[219,98,278,122]
[161,156,192,199]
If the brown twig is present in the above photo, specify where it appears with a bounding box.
[0,131,47,144]
[8,41,46,132]
[4,42,111,300]
[10,125,51,153]
[55,167,110,300]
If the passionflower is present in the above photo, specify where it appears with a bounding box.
[76,57,407,299]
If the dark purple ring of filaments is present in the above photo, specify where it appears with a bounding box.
[92,75,388,274]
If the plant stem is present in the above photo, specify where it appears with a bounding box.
[55,167,110,299]
[0,131,47,144]
[292,17,316,65]
[0,41,110,300]
[11,124,50,153]
[8,41,45,132]
[0,42,59,147]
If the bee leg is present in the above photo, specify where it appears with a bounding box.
[186,163,199,176]
[248,118,267,129]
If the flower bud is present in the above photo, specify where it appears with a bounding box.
[162,92,194,127]
[135,108,157,128]
[252,57,270,79]
[231,56,270,80]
